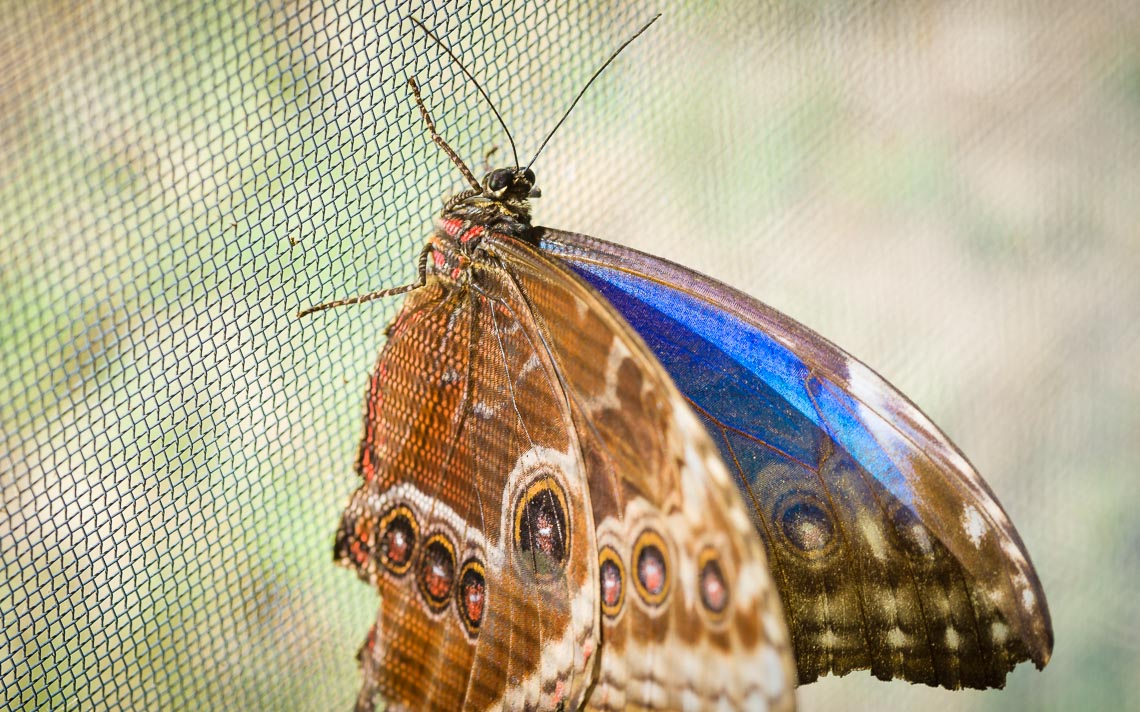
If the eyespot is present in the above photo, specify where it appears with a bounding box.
[777,496,837,559]
[632,529,670,606]
[456,558,486,637]
[417,533,457,611]
[697,548,729,617]
[513,475,570,579]
[376,505,418,575]
[598,546,626,619]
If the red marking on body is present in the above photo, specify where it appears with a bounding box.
[440,218,465,236]
[459,225,485,243]
[551,681,565,706]
[432,251,446,268]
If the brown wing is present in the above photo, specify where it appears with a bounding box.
[492,236,797,711]
[335,272,600,711]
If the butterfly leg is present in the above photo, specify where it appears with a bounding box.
[297,242,434,318]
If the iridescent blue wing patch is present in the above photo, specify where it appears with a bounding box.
[539,227,1052,689]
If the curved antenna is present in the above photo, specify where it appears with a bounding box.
[527,13,661,170]
[407,15,519,168]
[408,77,481,191]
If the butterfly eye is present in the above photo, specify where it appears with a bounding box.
[456,559,486,637]
[522,168,535,185]
[632,529,671,607]
[417,533,457,610]
[514,476,570,579]
[376,505,419,576]
[486,168,511,193]
[697,548,729,617]
[598,546,626,618]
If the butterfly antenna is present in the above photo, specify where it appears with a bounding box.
[526,13,661,170]
[407,77,481,191]
[407,15,520,169]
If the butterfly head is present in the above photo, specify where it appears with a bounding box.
[483,166,541,201]
[443,166,541,239]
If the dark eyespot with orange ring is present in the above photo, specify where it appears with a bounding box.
[456,558,486,637]
[598,546,626,618]
[513,475,570,579]
[417,533,457,611]
[697,548,729,617]
[632,529,670,606]
[376,505,418,575]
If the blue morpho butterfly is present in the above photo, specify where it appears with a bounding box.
[303,15,1052,712]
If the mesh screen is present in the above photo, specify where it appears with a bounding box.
[3,1,1137,710]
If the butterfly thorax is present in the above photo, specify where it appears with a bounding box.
[438,166,540,242]
[425,166,542,285]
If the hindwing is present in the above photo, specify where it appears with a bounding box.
[335,270,600,710]
[540,227,1053,690]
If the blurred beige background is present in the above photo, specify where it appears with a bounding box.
[2,1,1136,710]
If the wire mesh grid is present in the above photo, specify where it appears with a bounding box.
[2,1,1138,710]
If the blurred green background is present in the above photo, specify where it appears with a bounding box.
[2,1,1136,710]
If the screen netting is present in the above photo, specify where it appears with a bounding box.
[3,1,1137,710]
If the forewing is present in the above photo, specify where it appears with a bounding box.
[493,236,797,711]
[539,227,1053,690]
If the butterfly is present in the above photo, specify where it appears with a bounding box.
[304,15,1052,712]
